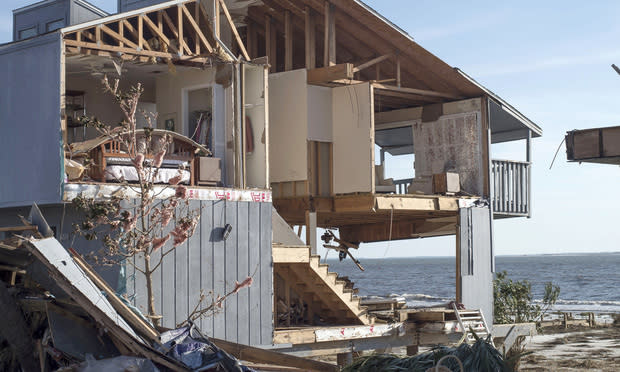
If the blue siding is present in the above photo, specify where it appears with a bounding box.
[0,34,63,208]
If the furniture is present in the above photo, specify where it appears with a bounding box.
[69,129,216,186]
[66,90,86,142]
[197,157,222,186]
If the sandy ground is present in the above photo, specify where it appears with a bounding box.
[519,325,620,371]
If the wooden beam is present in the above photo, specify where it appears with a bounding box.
[138,14,143,50]
[305,6,316,69]
[372,83,462,100]
[273,246,311,263]
[177,5,184,55]
[353,54,391,73]
[181,4,213,54]
[323,1,336,66]
[214,0,220,38]
[162,8,190,55]
[265,15,276,72]
[284,10,293,70]
[141,13,176,53]
[64,39,181,60]
[396,55,401,87]
[218,0,250,60]
[122,19,152,51]
[194,1,201,55]
[118,21,124,47]
[307,63,353,84]
[100,23,138,49]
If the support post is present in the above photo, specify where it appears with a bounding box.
[323,2,336,67]
[305,211,317,255]
[305,6,316,69]
[526,129,532,218]
[285,10,293,71]
[336,352,353,367]
[406,345,419,356]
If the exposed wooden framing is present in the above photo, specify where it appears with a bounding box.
[352,54,390,73]
[122,19,153,51]
[161,8,190,55]
[247,19,257,59]
[99,24,137,49]
[273,246,311,263]
[138,14,143,49]
[307,63,353,84]
[214,0,220,38]
[219,0,250,60]
[177,4,184,55]
[157,10,163,31]
[194,1,201,55]
[265,15,276,71]
[284,10,293,70]
[372,83,461,100]
[181,4,213,53]
[141,13,176,53]
[118,20,123,47]
[305,6,316,69]
[323,1,336,66]
[396,55,401,87]
[64,39,208,64]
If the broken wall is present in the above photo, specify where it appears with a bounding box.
[411,99,484,196]
[0,199,274,346]
[0,33,63,208]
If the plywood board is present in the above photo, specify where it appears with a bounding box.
[332,83,374,194]
[245,64,269,188]
[269,70,309,182]
[307,85,333,142]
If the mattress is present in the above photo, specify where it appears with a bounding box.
[105,165,191,184]
[105,156,190,168]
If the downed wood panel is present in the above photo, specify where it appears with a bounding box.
[211,337,337,372]
[566,126,620,164]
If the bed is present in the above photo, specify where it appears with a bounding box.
[68,129,212,186]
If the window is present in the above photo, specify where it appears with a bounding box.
[18,26,37,40]
[46,19,65,32]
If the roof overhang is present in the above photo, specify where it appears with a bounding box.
[456,69,543,143]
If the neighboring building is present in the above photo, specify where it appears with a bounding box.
[0,0,542,361]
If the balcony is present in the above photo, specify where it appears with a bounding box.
[491,159,531,218]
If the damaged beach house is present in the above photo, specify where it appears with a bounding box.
[0,0,542,369]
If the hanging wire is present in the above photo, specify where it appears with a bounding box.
[382,206,394,258]
[549,137,566,170]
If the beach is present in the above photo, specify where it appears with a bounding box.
[520,324,620,371]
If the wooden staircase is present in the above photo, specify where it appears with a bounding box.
[453,303,493,345]
[273,245,374,326]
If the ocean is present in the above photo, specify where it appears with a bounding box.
[326,252,620,314]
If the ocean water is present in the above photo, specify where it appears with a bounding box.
[326,253,620,313]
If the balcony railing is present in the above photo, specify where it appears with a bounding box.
[491,159,531,217]
[393,178,413,194]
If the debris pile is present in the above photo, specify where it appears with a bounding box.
[0,206,336,371]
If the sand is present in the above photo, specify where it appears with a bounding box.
[519,325,620,371]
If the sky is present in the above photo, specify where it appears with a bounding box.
[2,0,620,258]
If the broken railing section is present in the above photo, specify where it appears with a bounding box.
[0,230,334,371]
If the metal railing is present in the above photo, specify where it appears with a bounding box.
[491,159,531,217]
[393,178,413,194]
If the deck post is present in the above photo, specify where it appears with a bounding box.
[337,352,353,367]
[406,345,419,356]
[526,129,532,218]
[305,211,317,255]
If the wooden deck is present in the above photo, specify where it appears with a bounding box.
[274,193,469,243]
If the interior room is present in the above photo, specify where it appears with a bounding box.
[63,55,268,189]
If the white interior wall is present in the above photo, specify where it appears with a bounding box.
[244,64,268,188]
[156,67,216,136]
[66,74,156,141]
[332,83,374,194]
[307,85,333,142]
[268,69,308,183]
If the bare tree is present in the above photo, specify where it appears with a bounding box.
[72,76,250,326]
